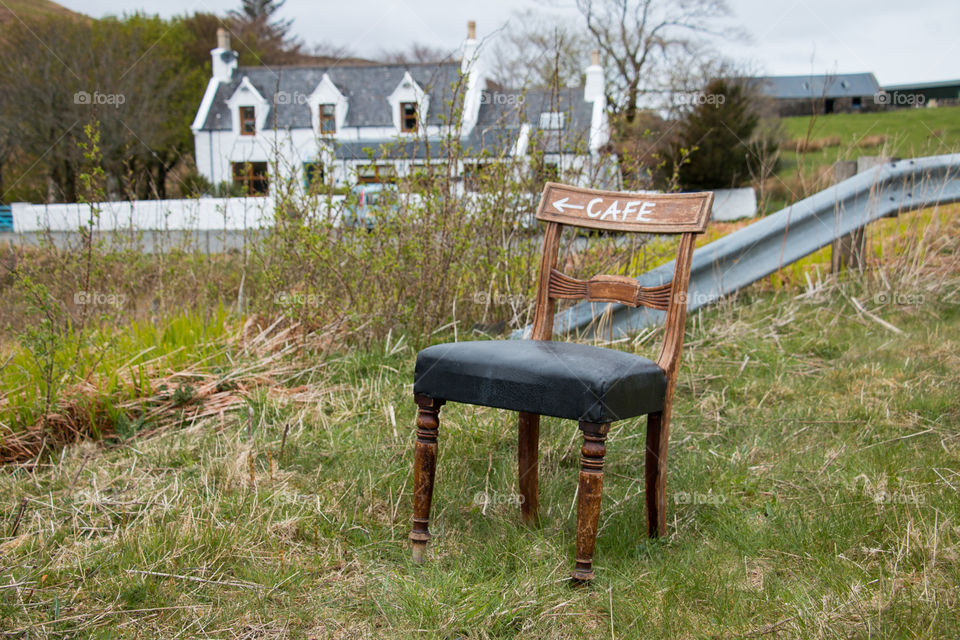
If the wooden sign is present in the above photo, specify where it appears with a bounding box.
[535,182,713,233]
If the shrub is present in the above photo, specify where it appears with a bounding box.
[670,78,761,190]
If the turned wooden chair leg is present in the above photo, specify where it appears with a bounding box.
[410,394,444,563]
[572,421,610,582]
[645,410,670,537]
[517,411,540,525]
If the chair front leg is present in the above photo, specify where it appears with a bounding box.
[645,410,669,537]
[410,394,445,563]
[517,411,540,525]
[572,420,610,582]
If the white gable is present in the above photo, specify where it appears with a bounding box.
[308,73,349,134]
[387,71,429,133]
[226,76,270,133]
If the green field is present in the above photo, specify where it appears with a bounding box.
[755,106,960,215]
[779,105,960,176]
[1,209,958,637]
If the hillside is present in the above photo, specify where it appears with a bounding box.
[757,106,960,215]
[0,0,85,24]
[778,105,960,178]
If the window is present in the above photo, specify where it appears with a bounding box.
[239,106,256,136]
[357,163,397,184]
[400,102,418,132]
[232,161,269,195]
[539,112,565,130]
[319,103,336,134]
[304,162,325,190]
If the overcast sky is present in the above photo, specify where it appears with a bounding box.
[57,0,959,85]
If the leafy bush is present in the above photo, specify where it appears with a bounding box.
[671,78,761,190]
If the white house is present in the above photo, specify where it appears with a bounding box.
[190,22,612,195]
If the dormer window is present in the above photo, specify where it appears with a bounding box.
[400,102,418,132]
[239,106,256,135]
[319,104,336,134]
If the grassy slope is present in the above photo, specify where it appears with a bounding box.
[756,106,960,217]
[0,0,84,24]
[778,106,960,179]
[1,216,958,637]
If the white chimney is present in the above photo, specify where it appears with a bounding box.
[461,20,479,74]
[211,27,238,82]
[584,50,604,103]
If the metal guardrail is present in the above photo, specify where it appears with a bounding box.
[516,153,960,339]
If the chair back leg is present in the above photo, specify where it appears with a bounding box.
[410,394,444,562]
[645,410,669,537]
[572,421,610,582]
[517,411,540,525]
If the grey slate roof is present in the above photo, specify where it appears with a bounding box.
[755,73,880,99]
[198,62,464,131]
[198,61,595,159]
[326,87,594,160]
[883,78,960,91]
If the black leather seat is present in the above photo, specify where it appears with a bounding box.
[414,340,667,423]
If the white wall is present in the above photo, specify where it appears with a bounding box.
[710,188,758,221]
[9,196,345,233]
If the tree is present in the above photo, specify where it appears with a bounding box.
[378,43,456,65]
[229,0,292,32]
[488,10,590,89]
[0,14,207,202]
[227,0,307,65]
[671,78,759,189]
[575,0,732,122]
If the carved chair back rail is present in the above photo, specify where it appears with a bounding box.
[408,182,713,582]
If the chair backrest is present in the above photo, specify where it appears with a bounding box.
[530,182,714,378]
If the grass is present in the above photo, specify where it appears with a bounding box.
[1,206,958,637]
[0,0,86,25]
[779,106,960,178]
[758,106,960,215]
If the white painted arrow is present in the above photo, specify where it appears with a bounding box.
[552,197,584,212]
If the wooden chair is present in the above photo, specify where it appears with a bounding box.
[408,182,713,582]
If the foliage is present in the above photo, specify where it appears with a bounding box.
[671,78,760,189]
[0,13,208,202]
[226,0,312,65]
